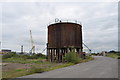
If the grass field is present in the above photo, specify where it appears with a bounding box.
[106,53,120,59]
[2,53,94,79]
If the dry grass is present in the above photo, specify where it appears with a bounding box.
[2,55,94,79]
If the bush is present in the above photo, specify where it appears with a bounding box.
[2,52,17,59]
[64,51,81,64]
[35,53,46,58]
[117,53,120,56]
[28,66,45,73]
[2,52,46,59]
[19,55,30,59]
[118,56,120,59]
[26,53,46,59]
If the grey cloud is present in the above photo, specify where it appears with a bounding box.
[2,2,118,53]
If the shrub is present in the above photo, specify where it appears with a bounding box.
[2,52,17,59]
[117,53,120,56]
[17,55,31,60]
[28,66,45,73]
[28,53,46,59]
[64,51,81,64]
[2,52,46,60]
[23,53,45,59]
[118,56,120,59]
[35,53,46,58]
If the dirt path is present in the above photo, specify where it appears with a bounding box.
[2,63,32,71]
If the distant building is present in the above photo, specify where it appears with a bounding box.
[1,49,11,54]
[101,51,107,56]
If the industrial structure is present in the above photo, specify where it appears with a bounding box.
[0,49,11,54]
[21,45,23,54]
[47,21,83,62]
[83,42,91,54]
[29,30,35,54]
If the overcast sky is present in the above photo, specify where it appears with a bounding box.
[1,2,118,54]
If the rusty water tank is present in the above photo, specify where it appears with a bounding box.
[47,22,82,49]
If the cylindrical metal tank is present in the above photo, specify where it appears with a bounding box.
[47,22,83,62]
[48,22,82,49]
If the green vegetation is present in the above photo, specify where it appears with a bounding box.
[64,48,94,64]
[2,52,16,59]
[2,62,74,79]
[79,56,94,63]
[64,51,81,64]
[2,52,46,60]
[3,57,47,64]
[118,57,120,59]
[2,53,47,64]
[2,52,94,79]
[106,53,120,59]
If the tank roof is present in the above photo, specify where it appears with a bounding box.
[48,22,81,27]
